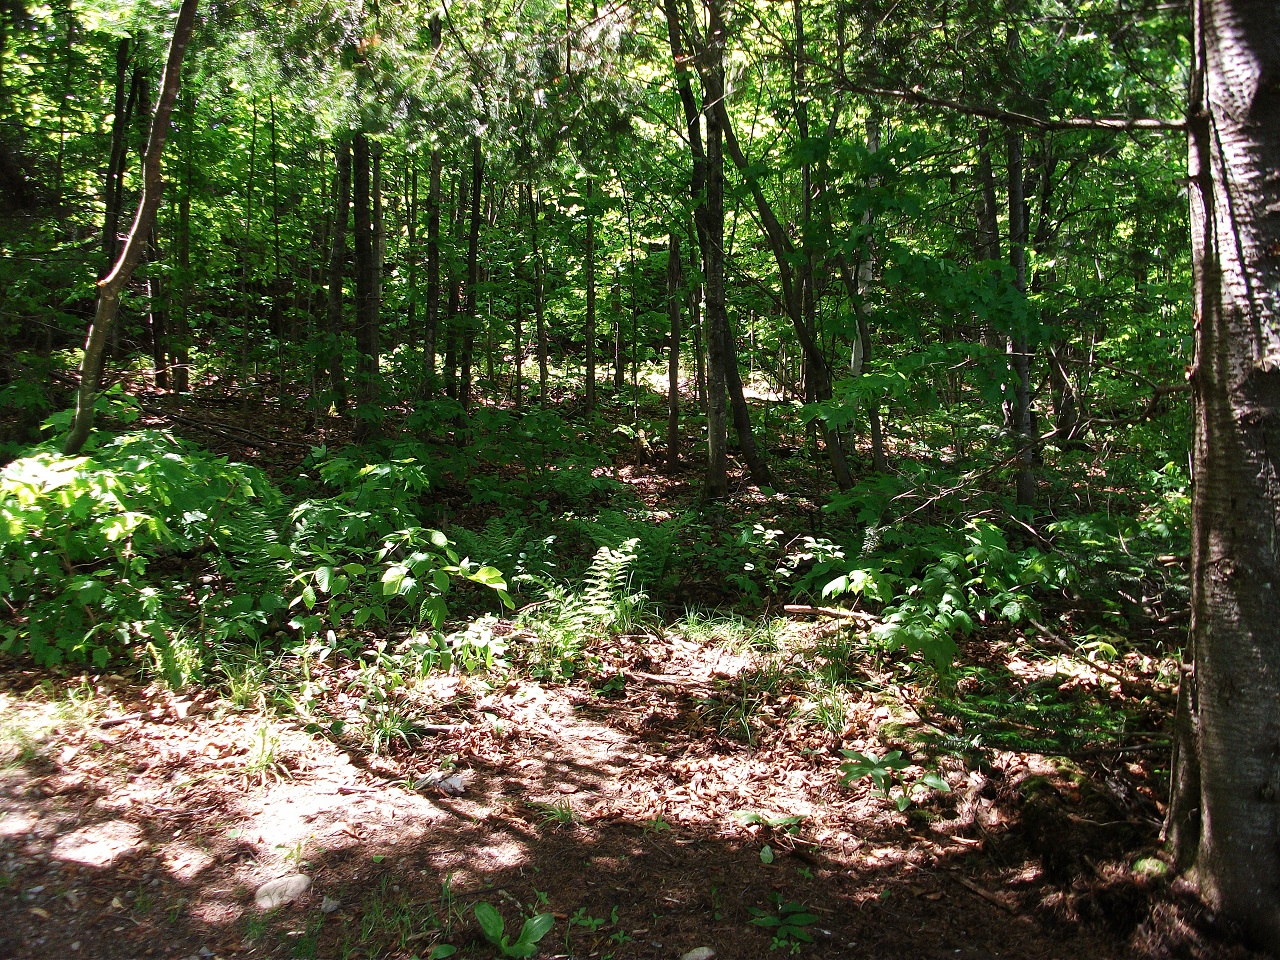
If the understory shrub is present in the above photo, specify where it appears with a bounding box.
[0,430,509,680]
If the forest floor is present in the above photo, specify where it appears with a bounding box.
[1,390,1272,960]
[0,628,1268,960]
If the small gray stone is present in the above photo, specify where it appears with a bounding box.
[321,896,341,914]
[254,874,312,909]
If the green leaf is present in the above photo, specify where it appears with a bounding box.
[516,912,555,946]
[917,772,951,793]
[759,844,775,864]
[474,902,506,944]
[428,947,457,959]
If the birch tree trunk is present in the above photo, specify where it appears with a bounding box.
[1168,0,1280,948]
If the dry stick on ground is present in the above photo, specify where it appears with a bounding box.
[140,403,311,449]
[783,604,878,625]
[951,875,1020,914]
[1024,618,1137,689]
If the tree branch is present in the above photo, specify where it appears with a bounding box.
[836,83,1186,133]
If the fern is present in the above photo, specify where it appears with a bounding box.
[515,538,646,679]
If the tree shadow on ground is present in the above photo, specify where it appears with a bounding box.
[0,666,1267,960]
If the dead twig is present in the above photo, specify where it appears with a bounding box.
[783,604,878,624]
[951,875,1019,914]
[1025,618,1135,689]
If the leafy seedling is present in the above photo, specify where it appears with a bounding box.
[474,902,554,958]
[749,894,818,954]
[838,749,911,794]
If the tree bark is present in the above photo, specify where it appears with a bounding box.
[424,149,442,395]
[351,131,380,439]
[1005,126,1036,508]
[584,176,597,414]
[325,136,351,410]
[530,184,549,407]
[700,0,729,500]
[63,0,199,456]
[102,38,135,270]
[171,90,193,394]
[1167,1,1280,948]
[460,135,483,411]
[667,231,682,468]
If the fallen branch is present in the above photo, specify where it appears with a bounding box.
[139,402,311,449]
[951,875,1019,914]
[1025,618,1134,689]
[783,604,878,624]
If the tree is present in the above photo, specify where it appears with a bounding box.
[1166,0,1280,948]
[63,0,199,456]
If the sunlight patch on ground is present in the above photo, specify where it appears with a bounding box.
[51,820,145,867]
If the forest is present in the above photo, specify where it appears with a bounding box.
[2,0,1277,957]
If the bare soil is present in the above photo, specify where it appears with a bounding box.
[0,629,1268,960]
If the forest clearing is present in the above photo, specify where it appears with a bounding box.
[3,0,1280,956]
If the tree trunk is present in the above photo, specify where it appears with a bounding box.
[102,38,135,270]
[460,135,483,411]
[171,90,193,394]
[530,184,548,407]
[1005,127,1036,508]
[700,0,729,500]
[1167,1,1280,948]
[64,0,199,456]
[444,172,464,400]
[667,231,682,468]
[325,136,351,411]
[352,131,379,439]
[424,149,442,395]
[612,266,624,393]
[584,176,597,414]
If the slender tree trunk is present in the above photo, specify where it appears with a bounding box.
[701,0,729,500]
[325,136,350,411]
[1167,1,1280,948]
[584,176,597,414]
[352,131,379,438]
[64,0,199,456]
[688,224,706,410]
[667,232,682,468]
[424,149,442,395]
[612,266,625,393]
[101,38,133,270]
[713,62,846,488]
[444,173,464,400]
[406,157,419,356]
[460,135,483,411]
[146,228,167,388]
[975,128,1004,355]
[171,90,193,394]
[238,97,257,379]
[530,184,548,407]
[1005,127,1036,508]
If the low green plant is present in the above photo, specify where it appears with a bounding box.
[242,725,288,785]
[529,799,577,828]
[838,749,950,811]
[568,907,606,933]
[0,430,512,684]
[748,894,818,953]
[516,538,646,679]
[473,902,555,958]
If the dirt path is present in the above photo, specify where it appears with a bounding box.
[0,640,1265,960]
